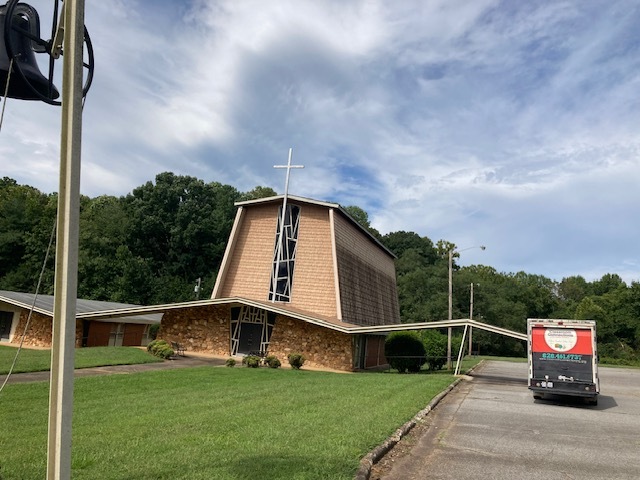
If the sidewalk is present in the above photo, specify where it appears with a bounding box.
[0,352,227,385]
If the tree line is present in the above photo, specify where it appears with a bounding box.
[1,174,638,363]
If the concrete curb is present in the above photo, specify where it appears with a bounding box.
[354,361,485,480]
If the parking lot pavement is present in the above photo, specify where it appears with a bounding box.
[373,361,640,480]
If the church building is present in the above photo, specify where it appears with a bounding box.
[157,194,401,371]
[1,193,402,371]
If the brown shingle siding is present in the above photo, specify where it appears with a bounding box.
[217,204,276,300]
[333,213,400,326]
[288,204,337,317]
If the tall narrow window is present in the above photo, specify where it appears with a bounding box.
[269,204,301,302]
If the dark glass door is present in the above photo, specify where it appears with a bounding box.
[237,323,263,354]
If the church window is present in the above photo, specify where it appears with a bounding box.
[269,204,301,302]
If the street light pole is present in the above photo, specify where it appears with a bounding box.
[447,249,453,369]
[446,245,485,370]
[469,282,474,355]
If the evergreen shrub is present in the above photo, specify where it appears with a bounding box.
[245,355,261,368]
[225,358,236,367]
[287,353,305,369]
[146,340,174,359]
[265,355,281,368]
[384,331,425,373]
[421,330,447,371]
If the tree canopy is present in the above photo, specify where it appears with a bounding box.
[1,174,638,363]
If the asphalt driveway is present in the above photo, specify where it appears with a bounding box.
[372,360,640,480]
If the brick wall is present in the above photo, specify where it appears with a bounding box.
[268,315,354,371]
[158,304,231,356]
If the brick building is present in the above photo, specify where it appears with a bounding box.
[0,291,161,348]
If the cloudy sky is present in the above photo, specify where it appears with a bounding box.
[2,0,639,283]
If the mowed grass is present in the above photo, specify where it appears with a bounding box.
[0,345,162,374]
[0,366,455,479]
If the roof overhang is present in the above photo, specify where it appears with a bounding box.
[1,291,526,340]
[76,296,527,340]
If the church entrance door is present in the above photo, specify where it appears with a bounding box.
[237,322,263,355]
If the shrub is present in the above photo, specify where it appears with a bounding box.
[156,345,174,359]
[146,339,174,359]
[146,339,160,353]
[265,355,281,368]
[421,330,447,371]
[384,331,426,373]
[225,358,236,367]
[287,353,305,370]
[245,355,261,368]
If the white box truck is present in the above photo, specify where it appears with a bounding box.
[527,319,599,405]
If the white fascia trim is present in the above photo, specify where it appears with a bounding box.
[328,209,342,320]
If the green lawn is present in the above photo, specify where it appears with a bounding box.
[0,345,162,374]
[0,366,456,479]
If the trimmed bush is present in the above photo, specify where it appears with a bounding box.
[147,340,174,359]
[265,355,281,368]
[384,331,426,373]
[225,358,236,367]
[245,355,261,368]
[146,339,160,353]
[287,353,305,370]
[421,330,447,371]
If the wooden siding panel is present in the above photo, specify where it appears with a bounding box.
[334,214,401,326]
[217,201,338,318]
[217,204,277,300]
[288,204,337,317]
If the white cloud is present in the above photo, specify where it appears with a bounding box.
[2,0,640,282]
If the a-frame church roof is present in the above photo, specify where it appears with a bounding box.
[234,194,396,258]
[212,193,401,326]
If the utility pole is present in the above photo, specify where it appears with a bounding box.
[47,1,85,479]
[469,282,474,356]
[447,246,485,370]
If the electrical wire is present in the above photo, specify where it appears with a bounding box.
[0,58,14,132]
[0,219,56,395]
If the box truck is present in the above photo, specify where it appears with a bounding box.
[527,318,599,405]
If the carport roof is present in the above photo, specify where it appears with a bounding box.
[0,291,162,324]
[0,291,527,340]
[73,295,527,340]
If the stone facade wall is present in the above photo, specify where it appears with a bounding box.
[268,315,354,372]
[159,304,231,356]
[333,214,401,326]
[12,310,83,347]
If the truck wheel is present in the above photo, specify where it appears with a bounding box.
[533,394,542,400]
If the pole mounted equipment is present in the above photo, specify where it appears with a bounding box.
[0,0,94,105]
